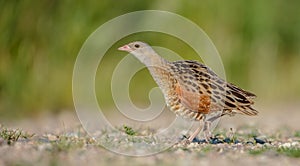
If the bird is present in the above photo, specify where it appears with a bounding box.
[118,41,258,143]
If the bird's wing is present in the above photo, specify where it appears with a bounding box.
[225,82,258,115]
[170,60,258,116]
[174,81,212,114]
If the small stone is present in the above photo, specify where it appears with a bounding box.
[254,137,266,144]
[196,139,207,144]
[180,135,188,140]
[291,142,299,146]
[246,141,254,145]
[279,142,291,148]
[234,140,240,144]
[218,148,224,153]
[223,138,231,143]
[192,137,201,143]
[47,134,58,141]
[210,138,223,144]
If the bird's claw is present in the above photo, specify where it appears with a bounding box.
[181,139,191,145]
[204,131,212,143]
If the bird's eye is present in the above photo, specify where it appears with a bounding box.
[134,44,140,48]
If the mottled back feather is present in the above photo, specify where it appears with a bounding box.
[168,60,258,117]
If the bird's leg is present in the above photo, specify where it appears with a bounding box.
[203,121,212,142]
[203,113,223,142]
[188,121,202,142]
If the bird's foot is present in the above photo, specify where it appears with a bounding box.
[204,130,213,143]
[176,135,191,145]
[181,139,191,145]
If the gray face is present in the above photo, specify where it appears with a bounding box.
[118,41,149,53]
[118,41,156,65]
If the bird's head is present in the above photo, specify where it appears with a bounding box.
[118,41,149,53]
[118,41,157,64]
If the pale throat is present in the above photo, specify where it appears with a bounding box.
[133,51,168,67]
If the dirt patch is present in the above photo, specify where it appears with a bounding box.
[0,104,300,165]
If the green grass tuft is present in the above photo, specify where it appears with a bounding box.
[294,131,300,137]
[0,124,34,145]
[123,125,137,136]
[277,147,300,158]
[249,147,267,155]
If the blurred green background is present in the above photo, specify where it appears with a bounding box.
[1,0,300,119]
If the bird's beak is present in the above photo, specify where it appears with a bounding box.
[118,45,131,52]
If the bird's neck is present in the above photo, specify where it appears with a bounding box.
[140,51,169,67]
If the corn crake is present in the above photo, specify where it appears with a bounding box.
[118,41,258,143]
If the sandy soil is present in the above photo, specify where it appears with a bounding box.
[0,103,299,166]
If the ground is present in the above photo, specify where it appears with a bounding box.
[0,103,299,166]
